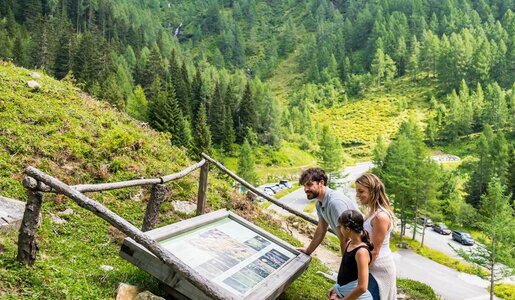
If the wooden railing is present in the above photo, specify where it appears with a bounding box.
[17,153,321,299]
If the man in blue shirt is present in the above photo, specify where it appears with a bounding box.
[298,167,359,255]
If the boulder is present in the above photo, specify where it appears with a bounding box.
[0,196,26,232]
[171,200,196,215]
[30,72,41,79]
[27,80,41,91]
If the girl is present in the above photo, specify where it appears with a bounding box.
[328,210,374,300]
[356,173,397,299]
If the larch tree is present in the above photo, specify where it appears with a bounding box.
[237,139,258,186]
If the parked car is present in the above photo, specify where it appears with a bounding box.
[452,230,475,245]
[433,223,451,235]
[263,187,276,195]
[418,217,434,227]
[279,180,293,189]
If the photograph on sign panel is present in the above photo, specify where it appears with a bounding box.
[244,235,271,251]
[223,276,251,294]
[196,258,231,278]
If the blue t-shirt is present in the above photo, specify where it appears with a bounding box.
[316,188,359,235]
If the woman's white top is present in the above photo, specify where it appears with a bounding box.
[363,209,392,258]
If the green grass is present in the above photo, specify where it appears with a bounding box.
[312,77,438,158]
[0,62,234,298]
[303,200,316,213]
[391,234,489,277]
[397,279,440,300]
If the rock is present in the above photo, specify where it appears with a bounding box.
[171,200,196,215]
[58,208,74,216]
[30,72,41,79]
[136,291,165,300]
[101,265,114,271]
[27,80,41,90]
[116,283,141,300]
[51,214,67,224]
[0,196,26,232]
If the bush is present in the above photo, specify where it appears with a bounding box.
[492,283,515,299]
[397,279,439,300]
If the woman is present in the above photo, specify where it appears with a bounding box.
[355,173,396,300]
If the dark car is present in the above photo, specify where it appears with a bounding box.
[418,217,434,227]
[452,230,475,245]
[279,180,293,188]
[433,223,451,235]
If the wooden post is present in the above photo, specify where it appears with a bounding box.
[142,184,169,232]
[17,188,43,266]
[196,162,209,216]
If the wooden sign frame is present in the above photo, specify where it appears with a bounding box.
[120,209,311,300]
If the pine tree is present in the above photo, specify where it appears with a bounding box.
[370,47,385,86]
[234,82,257,143]
[318,125,343,174]
[407,35,420,81]
[53,18,73,79]
[209,82,226,145]
[126,85,148,122]
[464,179,514,299]
[222,112,235,154]
[148,78,172,133]
[194,103,211,157]
[372,134,387,169]
[237,139,258,186]
[169,50,191,118]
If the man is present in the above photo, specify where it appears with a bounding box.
[298,167,359,255]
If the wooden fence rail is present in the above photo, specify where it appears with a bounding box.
[17,153,325,299]
[20,166,232,300]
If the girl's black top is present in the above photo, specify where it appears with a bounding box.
[337,244,372,286]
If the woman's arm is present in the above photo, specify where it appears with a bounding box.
[341,248,370,300]
[370,211,390,263]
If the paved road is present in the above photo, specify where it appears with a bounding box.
[267,162,373,217]
[394,249,497,300]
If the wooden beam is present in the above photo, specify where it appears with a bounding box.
[24,166,235,300]
[196,162,209,215]
[142,184,169,232]
[201,153,333,234]
[22,160,206,193]
[16,190,43,266]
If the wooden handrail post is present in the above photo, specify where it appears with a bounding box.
[196,161,209,215]
[142,184,169,232]
[17,187,43,266]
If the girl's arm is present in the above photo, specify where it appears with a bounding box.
[341,248,370,300]
[370,211,390,264]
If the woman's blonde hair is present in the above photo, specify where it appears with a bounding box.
[356,173,395,224]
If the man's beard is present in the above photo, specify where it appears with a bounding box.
[306,191,318,200]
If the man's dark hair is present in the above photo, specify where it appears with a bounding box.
[299,168,328,186]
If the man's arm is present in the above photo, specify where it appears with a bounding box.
[300,217,329,255]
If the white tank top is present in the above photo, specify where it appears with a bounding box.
[363,209,392,258]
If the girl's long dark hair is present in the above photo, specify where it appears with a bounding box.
[338,210,374,251]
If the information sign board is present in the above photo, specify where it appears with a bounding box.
[120,209,311,300]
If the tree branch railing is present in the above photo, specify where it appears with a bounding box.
[17,153,326,299]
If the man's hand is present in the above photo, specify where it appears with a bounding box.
[297,248,311,255]
[327,287,335,298]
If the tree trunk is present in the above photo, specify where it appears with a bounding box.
[142,184,169,232]
[17,189,43,266]
[490,236,496,300]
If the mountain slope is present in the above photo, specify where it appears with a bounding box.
[0,62,233,298]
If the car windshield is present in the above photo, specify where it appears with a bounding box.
[462,233,471,238]
[439,224,448,229]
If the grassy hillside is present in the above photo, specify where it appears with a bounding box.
[0,62,235,298]
[312,77,439,158]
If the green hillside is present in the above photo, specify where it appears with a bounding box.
[0,62,231,298]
